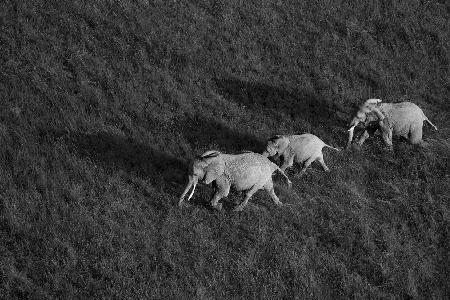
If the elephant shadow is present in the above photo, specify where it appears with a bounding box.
[62,130,250,209]
[214,77,344,130]
[180,116,266,154]
[60,130,189,194]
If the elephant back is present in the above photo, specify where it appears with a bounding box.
[381,102,426,135]
[289,134,325,156]
[223,153,277,187]
[197,150,221,161]
[289,134,323,144]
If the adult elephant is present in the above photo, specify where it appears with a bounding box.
[347,99,437,150]
[179,151,291,211]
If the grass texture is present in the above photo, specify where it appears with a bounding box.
[1,0,450,298]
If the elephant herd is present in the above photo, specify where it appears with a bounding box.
[179,99,437,211]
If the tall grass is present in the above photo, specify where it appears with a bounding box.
[1,0,449,298]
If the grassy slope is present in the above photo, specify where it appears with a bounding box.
[1,0,450,298]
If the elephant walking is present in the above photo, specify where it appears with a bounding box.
[262,134,340,175]
[347,99,437,149]
[179,151,292,211]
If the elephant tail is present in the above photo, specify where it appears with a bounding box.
[275,167,292,188]
[425,118,438,130]
[324,144,341,151]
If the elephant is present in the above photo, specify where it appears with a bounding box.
[261,134,340,175]
[179,150,292,211]
[347,99,438,149]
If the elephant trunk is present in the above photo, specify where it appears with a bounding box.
[346,118,359,148]
[178,175,198,206]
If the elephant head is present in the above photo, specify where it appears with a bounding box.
[347,99,386,148]
[178,151,225,206]
[262,135,290,158]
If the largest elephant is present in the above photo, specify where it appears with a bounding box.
[347,99,437,149]
[179,150,291,211]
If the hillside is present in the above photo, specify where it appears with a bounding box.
[1,0,450,298]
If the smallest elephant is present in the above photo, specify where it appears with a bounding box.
[262,134,340,175]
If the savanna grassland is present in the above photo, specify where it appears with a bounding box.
[1,0,450,298]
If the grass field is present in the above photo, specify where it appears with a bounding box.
[1,0,450,298]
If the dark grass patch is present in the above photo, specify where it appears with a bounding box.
[179,115,266,154]
[215,77,344,128]
[63,130,188,188]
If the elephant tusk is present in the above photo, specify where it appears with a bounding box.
[187,182,197,201]
[347,126,356,148]
[179,176,195,206]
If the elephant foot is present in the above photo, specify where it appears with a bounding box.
[233,205,245,212]
[212,203,222,211]
[275,201,283,207]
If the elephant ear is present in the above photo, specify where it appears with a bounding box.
[203,155,225,184]
[363,98,382,106]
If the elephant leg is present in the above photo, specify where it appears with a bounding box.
[357,123,379,147]
[409,125,423,145]
[378,119,391,133]
[300,156,316,175]
[357,130,370,146]
[210,177,230,210]
[234,185,260,211]
[382,129,393,150]
[280,154,295,172]
[263,179,283,207]
[317,154,330,172]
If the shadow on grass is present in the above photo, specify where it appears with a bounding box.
[62,131,188,189]
[179,116,266,153]
[214,77,343,128]
[57,128,259,209]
